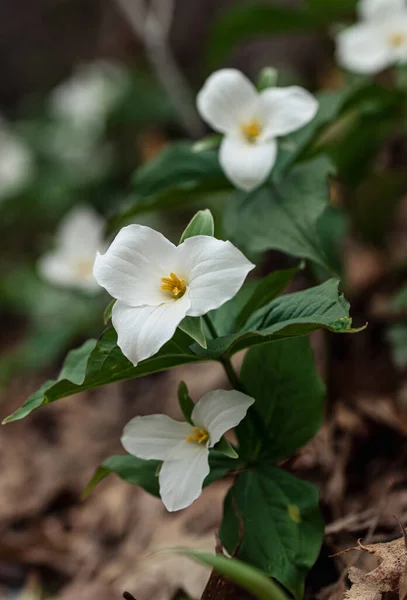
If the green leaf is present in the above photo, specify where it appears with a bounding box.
[275,83,401,177]
[103,299,115,325]
[257,67,278,91]
[191,279,353,359]
[111,143,230,227]
[192,134,222,153]
[315,206,348,279]
[220,467,324,598]
[85,451,235,497]
[178,381,194,424]
[238,338,325,461]
[4,328,204,423]
[180,209,215,242]
[178,316,207,348]
[224,157,335,272]
[209,282,259,337]
[84,454,161,498]
[178,551,289,600]
[214,436,239,459]
[236,266,301,328]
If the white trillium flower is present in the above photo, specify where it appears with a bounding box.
[121,389,255,511]
[336,0,407,74]
[93,224,254,366]
[0,123,33,201]
[196,69,318,192]
[38,205,105,293]
[49,61,127,135]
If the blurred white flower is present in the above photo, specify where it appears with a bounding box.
[0,123,33,201]
[196,69,318,192]
[38,205,105,293]
[93,224,254,366]
[122,389,254,511]
[49,61,128,135]
[336,0,407,74]
[47,123,113,182]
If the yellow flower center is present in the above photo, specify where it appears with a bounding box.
[390,32,406,47]
[160,272,186,298]
[241,119,262,143]
[186,427,209,444]
[75,259,94,278]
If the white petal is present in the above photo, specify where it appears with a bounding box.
[336,23,393,74]
[93,224,178,306]
[192,389,254,446]
[159,441,209,511]
[112,296,190,366]
[57,205,105,257]
[197,69,258,134]
[359,0,406,20]
[219,135,277,191]
[0,128,33,199]
[175,236,254,317]
[121,414,192,460]
[37,252,100,293]
[384,16,407,62]
[258,87,319,139]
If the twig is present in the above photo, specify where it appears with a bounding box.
[151,0,174,36]
[114,0,204,138]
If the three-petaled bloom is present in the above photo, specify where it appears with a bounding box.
[196,69,318,192]
[38,205,105,293]
[93,225,254,366]
[336,0,407,74]
[121,389,255,511]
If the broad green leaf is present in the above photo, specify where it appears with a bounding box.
[274,89,356,176]
[191,279,353,359]
[4,328,204,423]
[179,209,215,242]
[224,157,335,272]
[85,451,236,497]
[208,282,258,337]
[178,316,207,348]
[178,381,194,424]
[220,467,324,598]
[238,338,325,461]
[84,454,161,498]
[275,83,403,177]
[111,143,230,227]
[179,551,289,600]
[236,266,301,328]
[315,206,348,279]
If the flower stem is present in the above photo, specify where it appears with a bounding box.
[202,315,244,392]
[221,357,245,393]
